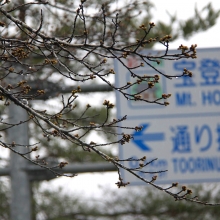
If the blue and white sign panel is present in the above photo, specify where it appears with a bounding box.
[114,48,220,185]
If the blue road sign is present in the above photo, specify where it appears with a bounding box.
[114,48,220,185]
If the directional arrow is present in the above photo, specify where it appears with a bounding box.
[132,123,165,151]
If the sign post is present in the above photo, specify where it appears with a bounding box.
[114,48,220,185]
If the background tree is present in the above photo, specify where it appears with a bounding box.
[34,184,220,220]
[1,181,220,220]
[0,0,220,219]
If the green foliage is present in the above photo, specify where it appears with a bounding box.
[0,181,10,220]
[32,184,220,220]
[180,3,220,39]
[1,180,220,220]
[34,187,80,220]
[2,1,218,47]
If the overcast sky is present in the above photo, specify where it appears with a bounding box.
[43,0,220,198]
[153,0,220,49]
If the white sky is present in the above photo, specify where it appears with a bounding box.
[153,0,220,49]
[40,0,220,198]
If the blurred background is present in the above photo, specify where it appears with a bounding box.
[1,0,220,219]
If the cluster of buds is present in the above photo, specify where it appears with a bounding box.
[44,59,58,65]
[103,99,114,108]
[8,67,14,72]
[164,101,169,106]
[105,155,113,162]
[17,80,27,87]
[145,38,157,44]
[135,126,143,131]
[140,156,147,161]
[136,79,142,84]
[54,113,62,119]
[183,68,193,77]
[0,21,5,27]
[148,81,154,88]
[0,95,4,101]
[150,175,157,183]
[102,58,107,63]
[177,185,193,197]
[37,90,45,95]
[134,94,141,100]
[154,74,160,81]
[29,115,34,119]
[122,51,129,58]
[136,39,157,47]
[190,44,197,53]
[177,44,189,53]
[109,69,115,74]
[190,44,197,59]
[149,22,155,27]
[120,133,132,145]
[12,48,29,60]
[139,162,145,168]
[144,75,160,84]
[178,44,197,59]
[162,93,171,99]
[22,85,31,94]
[112,118,117,123]
[59,161,68,168]
[6,84,13,91]
[115,179,130,188]
[51,129,59,136]
[71,86,81,95]
[187,189,193,194]
[31,146,38,152]
[160,35,172,42]
[156,60,161,65]
[182,185,187,191]
[172,182,179,187]
[139,24,147,30]
[90,74,96,79]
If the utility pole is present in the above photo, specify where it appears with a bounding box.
[8,102,32,220]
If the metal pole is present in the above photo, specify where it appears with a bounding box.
[0,162,117,180]
[28,80,114,99]
[8,103,32,220]
[27,162,117,181]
